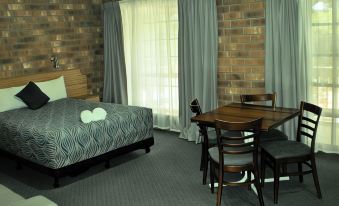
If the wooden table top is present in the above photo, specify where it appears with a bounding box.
[191,103,300,131]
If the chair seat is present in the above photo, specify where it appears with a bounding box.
[208,147,252,166]
[261,140,311,159]
[259,129,287,143]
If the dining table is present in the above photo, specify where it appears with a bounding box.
[191,102,300,131]
[191,102,300,191]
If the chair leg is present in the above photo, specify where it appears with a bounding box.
[216,167,223,206]
[311,158,322,199]
[247,171,251,191]
[210,159,215,194]
[298,163,303,183]
[273,162,280,204]
[253,169,265,206]
[261,152,266,187]
[203,151,208,185]
[200,142,205,171]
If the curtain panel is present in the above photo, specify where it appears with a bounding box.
[103,2,128,105]
[265,0,312,140]
[120,0,180,130]
[178,0,218,142]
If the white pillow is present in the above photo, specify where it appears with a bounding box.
[36,76,67,102]
[0,85,27,113]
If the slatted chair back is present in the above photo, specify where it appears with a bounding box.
[296,101,322,152]
[240,92,276,108]
[190,98,202,116]
[189,98,208,142]
[215,118,262,168]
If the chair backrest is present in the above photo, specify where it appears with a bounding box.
[296,101,322,152]
[215,118,262,167]
[240,93,276,108]
[190,98,202,116]
[190,98,209,143]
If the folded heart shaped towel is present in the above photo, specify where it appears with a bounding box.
[80,107,107,123]
[92,107,107,121]
[80,110,93,124]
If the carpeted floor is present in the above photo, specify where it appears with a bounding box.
[0,129,338,206]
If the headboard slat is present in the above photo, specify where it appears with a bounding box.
[0,69,88,98]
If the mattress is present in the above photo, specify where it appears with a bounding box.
[0,98,153,169]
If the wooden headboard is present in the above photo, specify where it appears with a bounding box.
[0,69,88,98]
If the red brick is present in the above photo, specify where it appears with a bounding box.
[217,0,265,103]
[0,0,103,96]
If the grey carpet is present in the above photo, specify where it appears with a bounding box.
[0,130,338,206]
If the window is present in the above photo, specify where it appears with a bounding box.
[120,0,179,130]
[312,0,339,151]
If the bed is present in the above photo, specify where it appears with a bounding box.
[0,69,154,187]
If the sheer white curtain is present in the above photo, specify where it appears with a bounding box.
[120,0,179,130]
[311,0,339,153]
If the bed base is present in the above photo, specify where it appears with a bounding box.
[0,137,154,188]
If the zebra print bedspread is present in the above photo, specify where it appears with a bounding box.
[0,98,153,169]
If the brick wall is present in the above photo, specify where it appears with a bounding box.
[0,0,104,96]
[0,0,265,102]
[216,0,265,106]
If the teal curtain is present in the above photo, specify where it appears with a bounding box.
[178,0,218,141]
[103,2,128,105]
[265,0,312,139]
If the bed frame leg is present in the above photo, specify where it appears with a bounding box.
[145,147,150,153]
[53,177,60,188]
[105,160,110,169]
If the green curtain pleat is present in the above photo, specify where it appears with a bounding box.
[178,0,218,141]
[103,2,128,105]
[265,0,312,139]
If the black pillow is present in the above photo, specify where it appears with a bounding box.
[16,81,50,110]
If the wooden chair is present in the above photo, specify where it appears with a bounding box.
[190,98,242,185]
[190,99,205,168]
[260,101,322,204]
[240,93,277,107]
[190,98,202,116]
[209,118,264,206]
[190,98,218,185]
[240,93,288,142]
